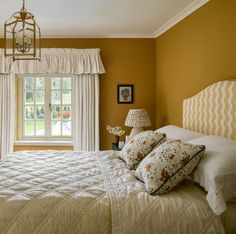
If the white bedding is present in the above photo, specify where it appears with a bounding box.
[0,151,109,234]
[221,201,236,234]
[188,136,236,215]
[0,150,225,234]
[156,125,204,142]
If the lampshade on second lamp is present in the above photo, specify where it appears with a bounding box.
[125,109,151,138]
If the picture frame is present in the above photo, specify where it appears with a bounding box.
[117,84,134,104]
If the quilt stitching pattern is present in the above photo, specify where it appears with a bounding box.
[98,151,225,234]
[0,150,109,234]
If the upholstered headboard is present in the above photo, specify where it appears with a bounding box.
[183,80,236,140]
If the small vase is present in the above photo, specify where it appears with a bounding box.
[115,136,120,144]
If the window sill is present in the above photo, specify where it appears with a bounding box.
[15,140,74,146]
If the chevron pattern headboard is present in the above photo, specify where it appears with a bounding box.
[183,80,236,140]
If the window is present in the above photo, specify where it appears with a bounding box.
[18,75,72,141]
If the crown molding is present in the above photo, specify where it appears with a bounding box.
[153,0,209,38]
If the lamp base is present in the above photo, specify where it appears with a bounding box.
[130,127,143,138]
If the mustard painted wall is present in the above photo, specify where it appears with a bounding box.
[3,0,235,152]
[156,0,236,128]
[0,39,156,151]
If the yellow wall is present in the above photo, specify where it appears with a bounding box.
[4,0,236,151]
[155,0,236,128]
[0,38,156,151]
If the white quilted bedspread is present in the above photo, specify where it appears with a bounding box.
[0,151,109,234]
[0,150,225,234]
[98,151,225,234]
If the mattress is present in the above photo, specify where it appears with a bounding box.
[0,150,225,234]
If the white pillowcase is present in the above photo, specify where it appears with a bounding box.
[156,125,204,142]
[188,135,236,215]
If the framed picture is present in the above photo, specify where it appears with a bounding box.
[117,84,134,104]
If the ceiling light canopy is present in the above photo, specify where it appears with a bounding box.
[4,0,41,61]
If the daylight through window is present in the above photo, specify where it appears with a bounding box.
[19,76,72,140]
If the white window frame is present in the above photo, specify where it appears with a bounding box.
[17,74,73,143]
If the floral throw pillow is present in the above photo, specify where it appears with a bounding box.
[135,140,205,195]
[120,131,166,169]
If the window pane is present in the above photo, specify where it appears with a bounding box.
[25,91,34,104]
[35,121,45,136]
[62,106,71,120]
[25,106,34,120]
[52,91,61,104]
[62,121,71,136]
[36,91,44,104]
[25,77,34,90]
[62,77,71,89]
[51,77,61,89]
[36,106,45,120]
[25,121,34,136]
[22,76,73,139]
[62,91,71,104]
[51,106,61,120]
[36,77,45,89]
[52,121,61,136]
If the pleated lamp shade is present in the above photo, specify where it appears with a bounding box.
[125,109,151,138]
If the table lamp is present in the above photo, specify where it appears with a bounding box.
[125,109,151,138]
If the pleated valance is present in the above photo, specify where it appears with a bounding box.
[0,48,105,75]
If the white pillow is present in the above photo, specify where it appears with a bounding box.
[188,135,236,215]
[156,125,204,142]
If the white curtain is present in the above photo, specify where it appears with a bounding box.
[0,48,104,155]
[73,74,99,151]
[0,74,15,160]
[0,49,105,75]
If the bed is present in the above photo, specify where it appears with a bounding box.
[0,80,235,234]
[0,150,225,234]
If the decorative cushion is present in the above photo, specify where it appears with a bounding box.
[120,131,166,169]
[135,140,205,195]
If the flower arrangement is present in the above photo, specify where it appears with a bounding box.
[107,125,125,144]
[107,125,125,136]
[121,88,130,101]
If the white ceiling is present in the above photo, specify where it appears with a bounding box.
[0,0,208,38]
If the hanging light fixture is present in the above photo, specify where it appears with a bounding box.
[4,0,41,61]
